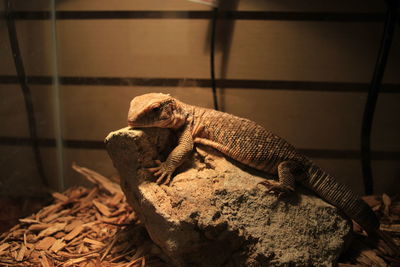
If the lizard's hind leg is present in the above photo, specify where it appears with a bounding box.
[259,161,305,197]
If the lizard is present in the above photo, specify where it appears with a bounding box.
[127,92,398,253]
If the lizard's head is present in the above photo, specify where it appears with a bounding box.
[127,93,186,129]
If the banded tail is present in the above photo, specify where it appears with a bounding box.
[303,164,379,233]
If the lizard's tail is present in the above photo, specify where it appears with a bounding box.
[304,164,379,233]
[304,165,400,255]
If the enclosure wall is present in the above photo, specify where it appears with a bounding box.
[1,0,399,195]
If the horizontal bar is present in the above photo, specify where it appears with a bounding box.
[5,10,388,22]
[1,75,399,93]
[0,137,104,150]
[1,136,399,160]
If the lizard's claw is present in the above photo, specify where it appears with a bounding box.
[148,160,173,185]
[259,181,294,198]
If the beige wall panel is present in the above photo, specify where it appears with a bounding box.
[0,85,29,137]
[52,20,398,83]
[372,93,400,152]
[54,19,210,78]
[13,19,400,84]
[11,1,51,11]
[226,21,400,83]
[0,146,60,195]
[0,19,18,76]
[40,147,61,190]
[237,0,384,12]
[59,85,214,140]
[221,89,400,151]
[14,20,54,77]
[371,160,400,195]
[31,85,57,139]
[11,0,210,11]
[11,0,383,12]
[0,146,44,196]
[384,32,400,84]
[0,85,57,139]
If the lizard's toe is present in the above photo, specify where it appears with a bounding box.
[156,172,172,185]
[149,160,174,185]
[266,184,294,198]
[258,181,294,198]
[148,160,162,173]
[258,180,281,190]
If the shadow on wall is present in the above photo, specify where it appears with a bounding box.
[204,0,388,112]
[204,0,240,111]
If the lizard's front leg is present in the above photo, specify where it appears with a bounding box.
[148,126,194,185]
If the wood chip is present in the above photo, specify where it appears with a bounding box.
[83,237,105,247]
[361,249,387,267]
[0,243,10,254]
[64,256,88,266]
[42,209,70,223]
[39,251,52,267]
[35,236,56,250]
[65,220,84,233]
[52,192,69,202]
[109,193,124,207]
[50,238,66,253]
[391,202,400,215]
[93,200,112,217]
[28,223,51,232]
[37,203,63,220]
[37,222,67,238]
[380,224,400,232]
[382,194,392,217]
[64,224,84,241]
[15,244,26,262]
[19,218,40,224]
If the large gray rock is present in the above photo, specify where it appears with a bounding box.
[105,127,352,267]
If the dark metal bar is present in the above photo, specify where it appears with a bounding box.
[1,136,399,160]
[0,137,104,150]
[1,75,399,93]
[7,10,389,22]
[210,7,219,110]
[360,0,399,195]
[4,0,48,186]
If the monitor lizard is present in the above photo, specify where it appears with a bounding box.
[127,92,398,253]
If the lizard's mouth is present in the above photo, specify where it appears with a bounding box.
[127,121,136,127]
[128,121,153,128]
[128,118,172,128]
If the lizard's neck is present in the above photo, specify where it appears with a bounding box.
[170,101,194,129]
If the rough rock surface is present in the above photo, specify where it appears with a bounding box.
[105,127,352,267]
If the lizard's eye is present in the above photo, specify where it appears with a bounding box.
[152,106,161,112]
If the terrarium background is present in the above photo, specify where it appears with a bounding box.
[0,0,399,196]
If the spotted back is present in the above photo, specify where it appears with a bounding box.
[189,106,305,174]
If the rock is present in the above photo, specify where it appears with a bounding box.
[105,127,352,267]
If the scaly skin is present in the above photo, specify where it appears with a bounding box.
[127,93,395,250]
